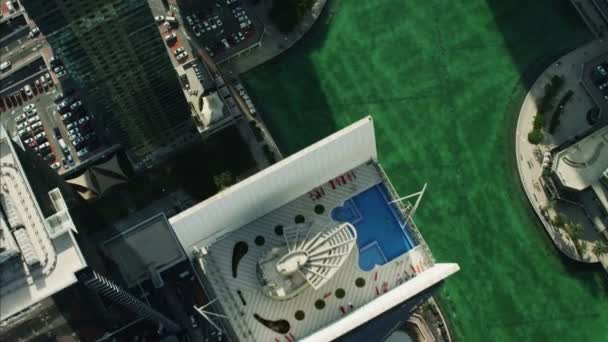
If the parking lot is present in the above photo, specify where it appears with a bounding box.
[0,58,101,174]
[149,0,262,63]
[590,59,608,104]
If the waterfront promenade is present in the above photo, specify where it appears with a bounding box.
[515,39,608,269]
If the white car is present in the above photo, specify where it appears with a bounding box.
[28,27,40,38]
[45,73,53,85]
[15,113,27,123]
[25,108,37,117]
[56,70,67,78]
[176,52,188,62]
[70,100,82,110]
[24,85,33,97]
[53,65,64,73]
[154,15,165,23]
[61,112,72,120]
[38,141,50,149]
[240,20,252,29]
[77,148,88,157]
[78,116,90,124]
[27,116,40,124]
[164,33,177,42]
[16,122,28,130]
[173,47,185,56]
[18,128,28,136]
[24,103,35,111]
[66,122,76,130]
[35,132,46,139]
[50,162,60,170]
[31,121,43,129]
[23,137,34,144]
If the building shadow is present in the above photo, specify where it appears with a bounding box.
[241,1,339,155]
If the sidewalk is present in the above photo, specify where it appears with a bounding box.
[515,39,608,263]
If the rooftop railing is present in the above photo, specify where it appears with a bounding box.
[373,161,435,264]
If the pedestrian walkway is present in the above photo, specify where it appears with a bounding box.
[515,39,608,264]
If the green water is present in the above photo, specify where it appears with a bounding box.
[242,0,608,340]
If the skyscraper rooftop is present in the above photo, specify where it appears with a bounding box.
[0,124,86,324]
[169,117,459,341]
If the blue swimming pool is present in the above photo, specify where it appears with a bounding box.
[331,183,416,271]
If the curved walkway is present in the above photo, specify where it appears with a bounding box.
[223,0,328,75]
[515,39,607,263]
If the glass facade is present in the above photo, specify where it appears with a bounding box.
[21,0,196,167]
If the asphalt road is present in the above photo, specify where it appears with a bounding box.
[0,56,46,94]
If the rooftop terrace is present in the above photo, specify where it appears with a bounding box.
[169,117,458,342]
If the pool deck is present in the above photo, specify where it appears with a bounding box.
[200,162,434,341]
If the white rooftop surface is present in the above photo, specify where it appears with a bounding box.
[0,126,87,321]
[169,117,459,341]
[200,162,456,341]
[553,126,608,190]
[170,117,378,256]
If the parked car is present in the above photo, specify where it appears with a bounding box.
[24,85,33,97]
[154,15,164,23]
[176,52,188,62]
[35,131,46,139]
[164,33,177,44]
[173,47,185,56]
[61,112,72,120]
[45,73,53,86]
[16,122,27,130]
[43,153,55,161]
[49,57,61,68]
[50,162,60,170]
[28,27,40,38]
[57,100,70,112]
[15,113,27,123]
[73,137,84,146]
[31,121,43,129]
[77,148,88,157]
[27,116,39,124]
[70,100,82,110]
[78,116,90,124]
[54,93,65,102]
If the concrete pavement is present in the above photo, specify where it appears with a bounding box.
[222,0,327,75]
[515,39,608,265]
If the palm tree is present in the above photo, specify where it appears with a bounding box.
[592,241,608,256]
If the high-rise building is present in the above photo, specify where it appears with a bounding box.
[169,117,459,341]
[1,124,182,339]
[21,0,197,168]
